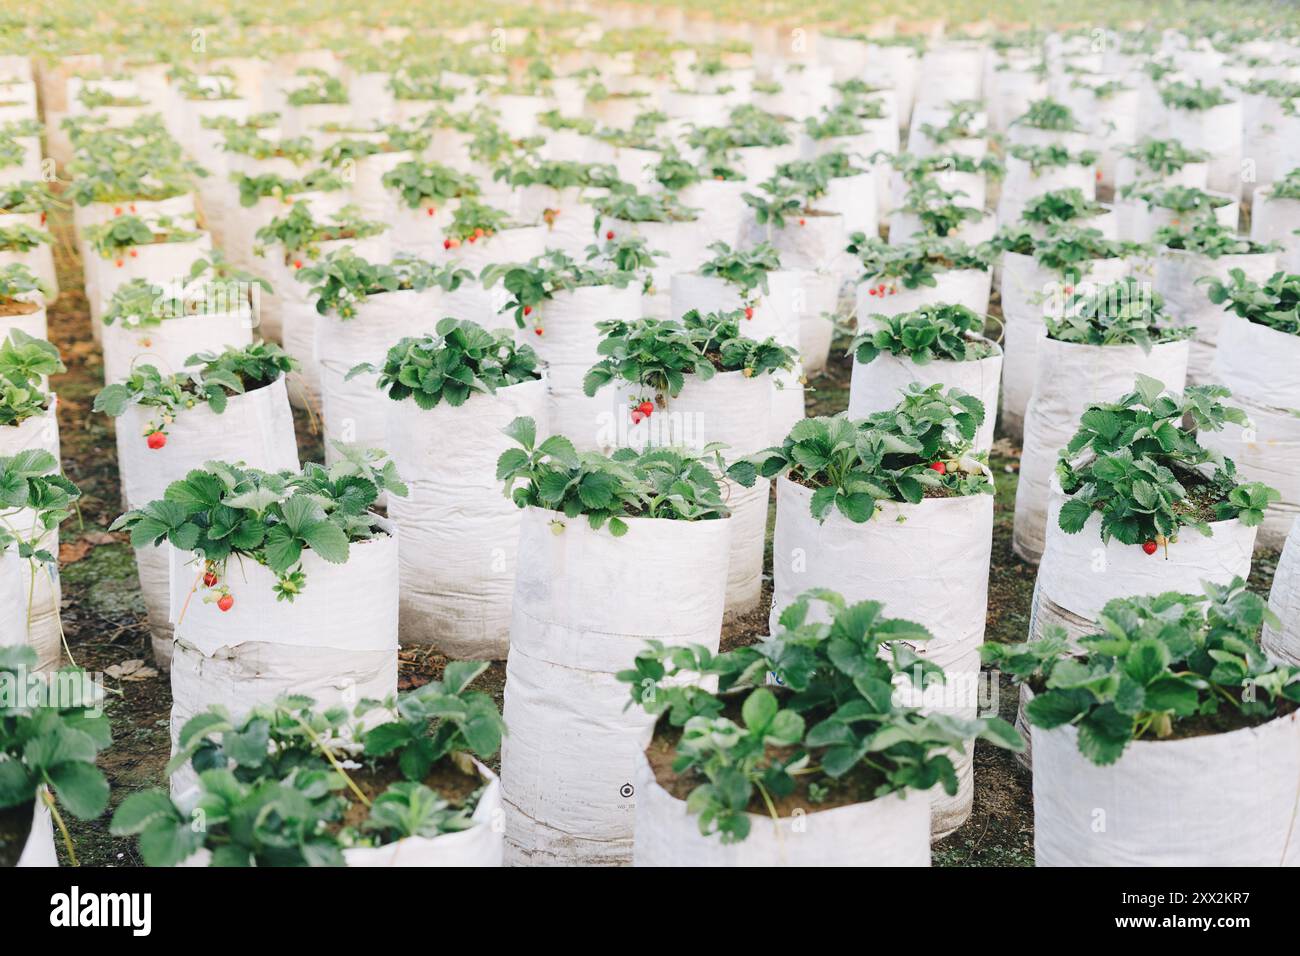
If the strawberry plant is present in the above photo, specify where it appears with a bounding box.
[112,663,503,866]
[0,221,53,253]
[0,645,110,867]
[76,87,147,109]
[1055,374,1280,546]
[697,241,781,304]
[443,198,511,244]
[350,317,540,409]
[583,307,795,404]
[893,151,1005,186]
[94,342,297,444]
[918,103,983,146]
[234,169,344,208]
[847,235,992,291]
[102,254,269,327]
[286,72,348,106]
[1140,184,1231,218]
[1122,138,1210,177]
[1046,278,1192,351]
[0,262,48,307]
[1160,80,1231,111]
[1154,220,1274,259]
[895,180,984,238]
[1007,143,1098,175]
[652,148,742,190]
[1200,269,1300,336]
[254,202,386,263]
[991,224,1135,280]
[0,330,63,427]
[983,579,1300,765]
[0,449,80,599]
[219,129,315,164]
[536,110,596,136]
[804,105,869,140]
[585,234,663,275]
[593,189,700,227]
[1020,188,1107,227]
[493,158,619,191]
[380,160,478,210]
[480,250,648,329]
[110,449,408,602]
[496,416,749,535]
[1011,97,1082,131]
[617,589,1021,843]
[1268,168,1300,201]
[851,303,995,365]
[686,104,792,151]
[388,68,460,103]
[84,213,201,260]
[297,251,471,319]
[750,385,991,523]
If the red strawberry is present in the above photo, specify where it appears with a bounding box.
[1096,169,1103,181]
[523,305,532,316]
[868,288,878,296]
[474,227,485,238]
[1142,540,1158,555]
[293,259,303,269]
[113,206,122,216]
[203,571,218,588]
[146,431,166,450]
[638,400,654,416]
[630,409,646,424]
[217,594,234,612]
[467,234,477,243]
[129,249,138,258]
[534,327,544,336]
[929,461,946,475]
[130,204,137,213]
[426,206,436,217]
[744,307,754,319]
[39,212,46,225]
[115,259,124,268]
[606,230,615,240]
[798,218,806,226]
[888,287,896,295]
[442,238,453,250]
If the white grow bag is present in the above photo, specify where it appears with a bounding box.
[1264,517,1300,664]
[1200,315,1300,549]
[1164,100,1243,198]
[386,377,547,659]
[769,477,993,836]
[1034,711,1300,866]
[316,288,442,466]
[168,522,400,796]
[847,344,1003,451]
[1251,190,1300,272]
[526,284,643,451]
[605,217,710,321]
[1032,499,1258,644]
[343,764,503,867]
[1153,249,1277,386]
[1012,337,1190,564]
[13,797,57,867]
[855,269,992,324]
[611,369,772,620]
[631,750,931,866]
[0,404,61,669]
[101,309,255,385]
[501,506,730,866]
[266,233,391,399]
[117,377,299,668]
[999,252,1130,437]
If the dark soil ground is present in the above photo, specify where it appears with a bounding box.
[44,198,1281,868]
